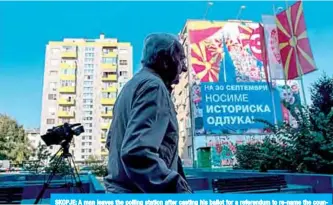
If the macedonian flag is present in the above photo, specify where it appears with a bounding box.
[275,0,316,80]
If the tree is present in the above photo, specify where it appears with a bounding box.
[0,114,33,164]
[310,73,333,115]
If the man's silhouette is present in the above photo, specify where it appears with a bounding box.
[104,33,192,193]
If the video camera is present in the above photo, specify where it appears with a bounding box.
[41,123,84,147]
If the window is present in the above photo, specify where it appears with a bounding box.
[85,47,95,52]
[81,149,85,153]
[119,60,128,65]
[88,149,92,153]
[84,69,94,74]
[102,92,116,99]
[46,119,55,124]
[49,71,58,76]
[102,57,117,64]
[84,81,93,86]
[48,94,57,100]
[85,75,93,80]
[85,58,94,63]
[48,107,56,116]
[61,106,71,112]
[85,53,95,58]
[119,71,128,77]
[83,117,93,121]
[60,80,75,87]
[49,82,57,91]
[84,64,94,68]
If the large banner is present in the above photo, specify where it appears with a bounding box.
[188,21,283,135]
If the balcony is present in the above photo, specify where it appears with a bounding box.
[57,111,75,118]
[100,137,107,143]
[102,74,117,82]
[101,63,117,72]
[101,149,108,156]
[59,86,76,93]
[60,74,76,81]
[101,123,110,130]
[60,63,76,69]
[102,86,117,93]
[58,98,75,106]
[101,98,116,105]
[102,52,117,58]
[61,51,77,58]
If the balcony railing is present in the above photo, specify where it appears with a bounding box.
[102,52,117,58]
[61,51,77,58]
[59,86,76,93]
[102,75,117,82]
[60,63,76,69]
[60,74,76,81]
[102,86,117,93]
[101,123,110,130]
[101,111,113,118]
[58,98,75,106]
[101,63,117,72]
[101,98,116,105]
[57,111,75,118]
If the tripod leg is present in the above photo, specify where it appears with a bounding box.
[69,156,85,193]
[34,151,64,204]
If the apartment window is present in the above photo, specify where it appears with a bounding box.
[63,46,75,52]
[48,107,56,116]
[83,99,93,104]
[83,117,93,121]
[85,53,95,58]
[103,92,116,99]
[119,60,128,65]
[60,80,75,87]
[118,49,128,54]
[61,106,71,112]
[84,69,94,74]
[102,57,117,64]
[61,69,76,75]
[48,94,56,100]
[84,75,93,80]
[49,71,58,76]
[119,71,128,77]
[88,149,92,153]
[85,47,95,52]
[49,82,57,91]
[84,81,93,86]
[46,119,55,124]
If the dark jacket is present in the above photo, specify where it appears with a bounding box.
[104,67,192,193]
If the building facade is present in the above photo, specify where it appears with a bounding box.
[26,128,41,150]
[172,24,193,166]
[40,34,133,162]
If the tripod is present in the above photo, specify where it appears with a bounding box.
[34,142,85,204]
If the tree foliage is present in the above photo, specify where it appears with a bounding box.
[235,74,333,174]
[0,114,33,164]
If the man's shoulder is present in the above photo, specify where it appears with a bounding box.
[128,69,166,91]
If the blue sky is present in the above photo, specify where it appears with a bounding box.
[0,1,332,128]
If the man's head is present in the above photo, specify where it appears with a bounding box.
[141,33,187,85]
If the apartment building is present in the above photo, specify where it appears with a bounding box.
[26,128,41,150]
[172,26,193,166]
[40,34,133,162]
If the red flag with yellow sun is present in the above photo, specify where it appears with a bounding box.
[275,0,316,80]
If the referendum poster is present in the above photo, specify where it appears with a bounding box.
[187,20,283,135]
[187,20,302,167]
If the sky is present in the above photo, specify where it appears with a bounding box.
[0,1,332,129]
